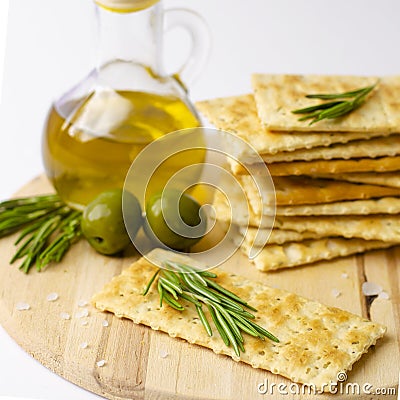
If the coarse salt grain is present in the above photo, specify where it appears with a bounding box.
[75,308,89,319]
[96,360,106,367]
[362,282,383,296]
[46,292,59,302]
[60,312,71,320]
[159,350,169,359]
[341,273,349,279]
[16,302,30,311]
[331,289,341,298]
[378,291,390,300]
[78,300,88,307]
[102,320,109,327]
[80,342,88,349]
[81,319,89,326]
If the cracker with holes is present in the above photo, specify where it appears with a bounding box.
[231,156,400,176]
[258,135,400,163]
[214,187,400,218]
[195,95,394,155]
[238,174,400,210]
[92,250,386,391]
[240,237,393,271]
[251,74,400,132]
[315,171,400,188]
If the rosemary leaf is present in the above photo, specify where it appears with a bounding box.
[291,100,342,114]
[212,302,243,343]
[179,272,221,303]
[159,275,183,294]
[159,279,180,300]
[37,210,82,271]
[143,262,279,356]
[292,81,378,125]
[180,291,202,307]
[248,320,280,343]
[207,288,247,312]
[196,305,213,337]
[204,278,251,306]
[199,270,217,278]
[305,83,376,99]
[143,269,160,295]
[207,304,230,346]
[18,215,61,273]
[163,291,184,311]
[165,260,208,286]
[0,194,82,272]
[10,236,34,263]
[160,269,181,286]
[157,280,164,307]
[231,317,262,338]
[224,305,256,319]
[213,307,241,357]
[0,194,62,210]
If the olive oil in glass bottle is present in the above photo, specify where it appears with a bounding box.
[42,0,210,209]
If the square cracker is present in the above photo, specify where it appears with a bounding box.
[259,135,400,163]
[239,174,400,209]
[195,95,393,155]
[233,156,400,176]
[240,237,393,271]
[240,226,323,245]
[92,249,386,390]
[274,214,400,242]
[315,172,400,189]
[213,191,400,242]
[213,194,400,239]
[275,197,400,217]
[252,74,400,132]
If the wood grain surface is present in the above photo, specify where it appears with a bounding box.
[0,175,399,400]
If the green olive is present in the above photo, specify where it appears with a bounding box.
[82,189,142,255]
[144,190,207,250]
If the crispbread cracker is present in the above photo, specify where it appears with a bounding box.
[240,226,322,245]
[316,172,400,189]
[276,197,400,216]
[241,238,393,271]
[274,215,400,242]
[195,95,391,155]
[216,210,317,245]
[252,74,400,132]
[92,249,386,390]
[214,191,400,230]
[214,191,400,241]
[233,156,400,176]
[239,174,400,210]
[259,135,400,163]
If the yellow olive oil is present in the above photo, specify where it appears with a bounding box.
[42,90,202,209]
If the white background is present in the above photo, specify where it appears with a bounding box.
[1,0,400,399]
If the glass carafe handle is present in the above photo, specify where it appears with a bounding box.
[164,8,211,86]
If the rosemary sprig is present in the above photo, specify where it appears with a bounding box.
[292,82,378,125]
[36,210,82,271]
[0,194,82,273]
[143,261,279,356]
[0,194,65,237]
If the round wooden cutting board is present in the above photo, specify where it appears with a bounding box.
[0,176,399,400]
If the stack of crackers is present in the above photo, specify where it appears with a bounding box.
[196,74,400,272]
